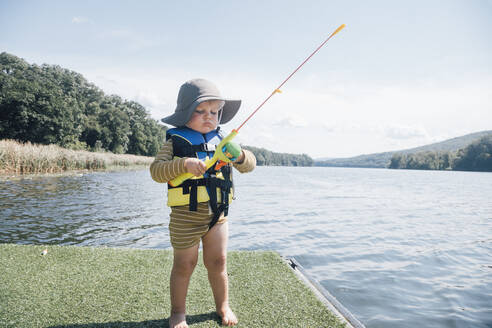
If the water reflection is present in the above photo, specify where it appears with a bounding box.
[0,171,170,248]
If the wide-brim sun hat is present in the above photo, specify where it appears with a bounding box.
[161,78,241,127]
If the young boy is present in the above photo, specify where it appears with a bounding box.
[150,79,256,328]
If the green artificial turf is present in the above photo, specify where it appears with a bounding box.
[0,244,345,328]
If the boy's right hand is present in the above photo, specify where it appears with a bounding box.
[184,158,207,177]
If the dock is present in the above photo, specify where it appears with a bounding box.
[1,244,359,327]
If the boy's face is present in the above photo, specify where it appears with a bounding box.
[186,100,224,134]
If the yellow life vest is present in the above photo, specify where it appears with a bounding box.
[166,127,234,212]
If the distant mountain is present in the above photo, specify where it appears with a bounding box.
[315,130,492,168]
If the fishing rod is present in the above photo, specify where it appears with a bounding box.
[169,24,346,187]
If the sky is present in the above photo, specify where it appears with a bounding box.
[1,0,491,158]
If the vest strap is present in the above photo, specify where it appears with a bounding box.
[169,179,205,211]
[190,143,216,152]
[168,173,232,215]
[208,166,232,229]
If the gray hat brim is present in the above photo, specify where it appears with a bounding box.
[161,96,241,127]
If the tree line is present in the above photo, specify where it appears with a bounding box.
[242,145,314,166]
[0,52,166,156]
[388,136,492,172]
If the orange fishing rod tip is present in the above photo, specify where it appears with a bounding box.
[332,24,346,36]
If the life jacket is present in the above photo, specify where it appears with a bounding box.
[166,127,233,228]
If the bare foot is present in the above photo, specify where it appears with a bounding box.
[217,306,238,326]
[169,312,188,328]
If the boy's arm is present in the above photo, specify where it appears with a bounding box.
[150,139,188,183]
[232,149,256,173]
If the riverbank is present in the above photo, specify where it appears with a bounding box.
[0,139,153,175]
[0,244,346,328]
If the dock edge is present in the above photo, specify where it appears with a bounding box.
[284,257,366,328]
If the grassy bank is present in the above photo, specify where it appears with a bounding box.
[0,140,153,175]
[0,244,345,328]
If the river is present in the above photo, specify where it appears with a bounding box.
[1,167,491,328]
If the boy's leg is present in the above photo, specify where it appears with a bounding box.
[202,222,238,326]
[170,244,199,328]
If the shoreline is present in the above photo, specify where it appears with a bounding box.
[0,164,150,181]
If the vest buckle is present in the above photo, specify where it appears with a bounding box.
[203,143,216,152]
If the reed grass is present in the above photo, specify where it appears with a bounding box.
[0,139,153,175]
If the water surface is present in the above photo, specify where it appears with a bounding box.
[1,167,491,328]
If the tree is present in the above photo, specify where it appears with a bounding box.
[453,136,492,171]
[0,52,167,156]
[241,145,314,166]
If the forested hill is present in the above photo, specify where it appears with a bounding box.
[0,52,167,156]
[388,135,492,171]
[315,130,492,168]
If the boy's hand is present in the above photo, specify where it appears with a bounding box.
[184,158,207,176]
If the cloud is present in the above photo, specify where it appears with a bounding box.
[273,115,308,128]
[95,75,118,86]
[132,91,171,120]
[71,16,89,24]
[383,125,429,140]
[320,122,336,132]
